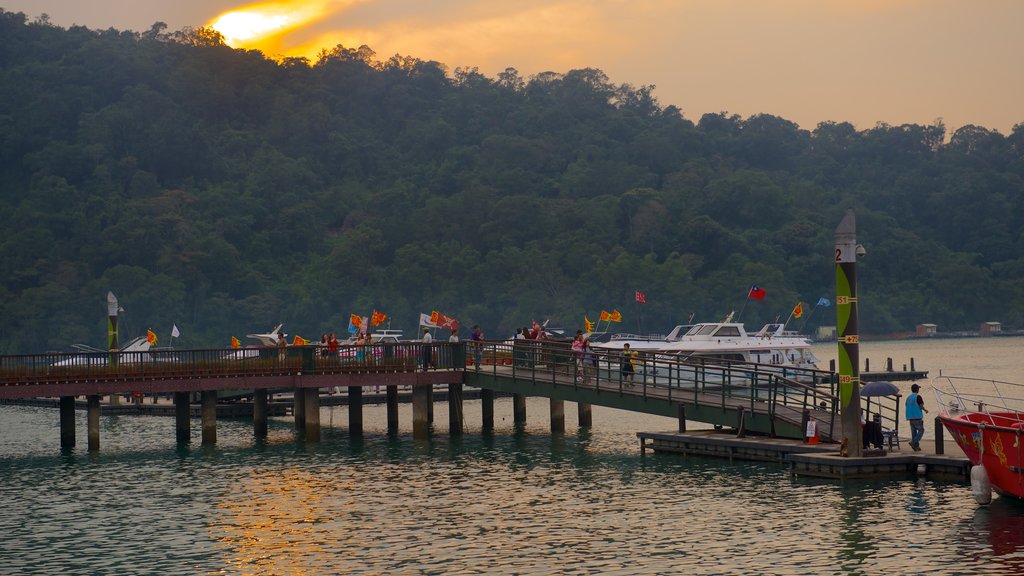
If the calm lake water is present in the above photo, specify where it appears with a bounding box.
[2,337,1023,575]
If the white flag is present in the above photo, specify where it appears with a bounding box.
[419,313,438,328]
[171,324,181,338]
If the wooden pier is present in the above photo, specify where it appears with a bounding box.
[638,428,970,482]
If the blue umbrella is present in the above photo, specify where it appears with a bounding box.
[861,380,900,397]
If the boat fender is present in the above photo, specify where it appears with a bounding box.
[970,465,992,505]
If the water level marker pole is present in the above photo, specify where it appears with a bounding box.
[835,209,863,457]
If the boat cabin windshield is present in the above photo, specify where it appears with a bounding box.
[686,324,743,337]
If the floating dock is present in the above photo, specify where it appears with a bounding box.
[638,430,970,481]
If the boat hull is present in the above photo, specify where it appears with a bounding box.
[940,414,1024,499]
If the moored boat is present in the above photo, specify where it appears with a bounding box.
[656,321,819,371]
[936,376,1024,502]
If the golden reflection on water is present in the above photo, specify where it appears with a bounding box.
[214,468,357,575]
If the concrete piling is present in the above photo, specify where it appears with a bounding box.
[253,389,268,438]
[448,383,464,436]
[413,383,431,439]
[201,390,217,445]
[59,396,75,448]
[513,393,527,426]
[481,388,494,431]
[577,402,592,428]
[550,399,565,433]
[347,386,362,437]
[174,392,190,444]
[305,387,321,442]
[87,395,100,451]
[386,385,399,436]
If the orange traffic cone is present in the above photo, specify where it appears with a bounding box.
[806,419,819,445]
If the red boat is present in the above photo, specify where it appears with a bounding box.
[936,376,1024,503]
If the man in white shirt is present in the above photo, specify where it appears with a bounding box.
[421,328,433,370]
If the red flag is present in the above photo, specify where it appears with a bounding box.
[599,310,611,321]
[748,285,766,301]
[792,302,803,319]
[635,291,646,304]
[371,310,388,326]
[609,310,622,323]
[231,336,240,349]
[146,329,157,346]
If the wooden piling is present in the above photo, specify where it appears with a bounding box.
[348,386,362,437]
[678,404,686,433]
[174,392,190,444]
[253,389,268,438]
[87,395,100,451]
[448,383,464,436]
[201,390,217,445]
[59,396,75,448]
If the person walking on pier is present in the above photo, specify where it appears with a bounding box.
[421,328,434,371]
[277,333,287,364]
[621,343,636,386]
[471,325,484,370]
[905,383,928,451]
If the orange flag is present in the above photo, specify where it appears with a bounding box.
[146,329,157,346]
[609,310,622,322]
[371,310,388,327]
[792,302,804,319]
[292,335,308,346]
[599,310,611,322]
[231,336,240,348]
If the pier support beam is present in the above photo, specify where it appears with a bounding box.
[513,393,527,426]
[550,399,565,433]
[253,389,268,439]
[481,389,494,432]
[59,396,75,448]
[87,395,100,451]
[174,392,190,444]
[577,402,592,428]
[386,385,399,436]
[293,388,306,431]
[677,404,686,433]
[448,383,464,436]
[304,388,321,442]
[201,390,217,445]
[412,383,431,439]
[427,386,434,424]
[348,386,362,437]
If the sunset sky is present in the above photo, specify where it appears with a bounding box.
[4,0,1021,134]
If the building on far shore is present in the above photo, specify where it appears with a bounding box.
[980,321,1002,336]
[916,323,937,337]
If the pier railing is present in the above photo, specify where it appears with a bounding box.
[0,342,465,390]
[472,339,840,436]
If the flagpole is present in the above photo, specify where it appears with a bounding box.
[799,304,818,333]
[736,293,751,322]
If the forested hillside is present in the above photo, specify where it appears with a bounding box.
[2,10,1023,353]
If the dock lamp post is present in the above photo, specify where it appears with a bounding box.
[835,210,864,457]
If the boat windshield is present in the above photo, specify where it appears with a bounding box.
[712,326,742,337]
[688,325,719,336]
